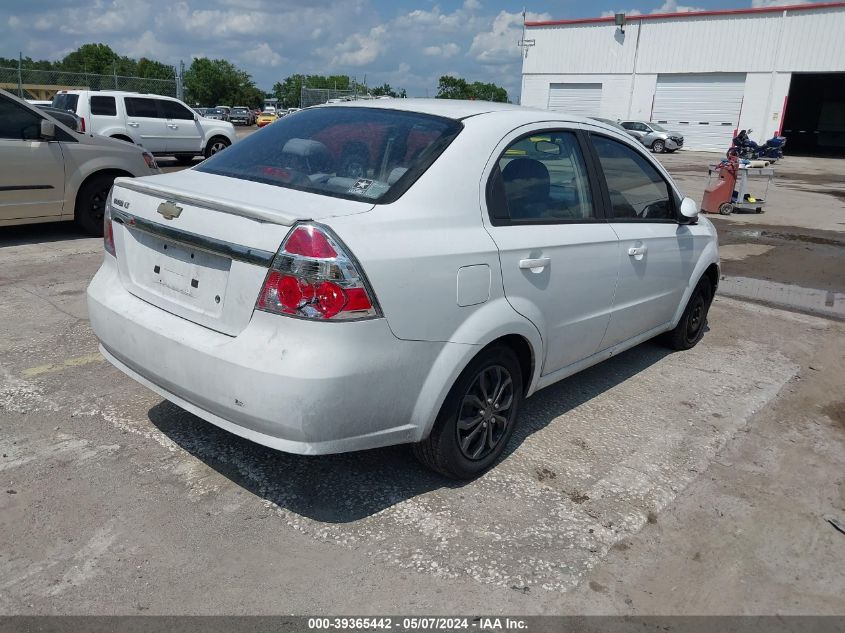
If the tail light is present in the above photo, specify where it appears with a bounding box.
[256,223,380,321]
[104,189,116,257]
[79,117,86,133]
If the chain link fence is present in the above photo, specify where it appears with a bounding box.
[299,86,376,109]
[0,66,181,102]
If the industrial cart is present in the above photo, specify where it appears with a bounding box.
[702,161,775,215]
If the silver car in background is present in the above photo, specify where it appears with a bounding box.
[620,121,684,153]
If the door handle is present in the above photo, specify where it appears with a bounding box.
[127,122,139,127]
[167,124,178,129]
[628,246,647,256]
[519,257,550,272]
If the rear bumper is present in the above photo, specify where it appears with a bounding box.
[87,260,447,454]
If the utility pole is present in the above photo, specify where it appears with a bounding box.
[17,52,23,97]
[113,59,118,89]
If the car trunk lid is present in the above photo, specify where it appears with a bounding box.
[109,173,373,336]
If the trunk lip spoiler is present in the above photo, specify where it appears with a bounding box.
[115,178,301,227]
[111,208,276,268]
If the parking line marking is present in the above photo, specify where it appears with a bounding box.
[22,352,104,377]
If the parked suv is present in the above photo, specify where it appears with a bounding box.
[51,90,237,164]
[87,101,718,479]
[0,89,160,234]
[620,121,684,153]
[229,107,255,126]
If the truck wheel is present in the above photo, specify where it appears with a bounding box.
[204,137,231,158]
[662,276,713,351]
[413,345,523,480]
[651,139,666,153]
[75,173,118,236]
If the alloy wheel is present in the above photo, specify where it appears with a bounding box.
[456,365,515,461]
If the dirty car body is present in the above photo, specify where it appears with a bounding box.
[87,100,719,478]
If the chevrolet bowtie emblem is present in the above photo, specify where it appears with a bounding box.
[157,201,182,220]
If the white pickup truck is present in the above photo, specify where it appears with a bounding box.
[0,89,160,235]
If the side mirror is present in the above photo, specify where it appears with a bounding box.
[680,197,699,220]
[40,120,56,140]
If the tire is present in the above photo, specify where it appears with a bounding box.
[662,276,713,351]
[651,139,666,153]
[204,136,231,158]
[413,345,523,479]
[718,202,733,215]
[75,173,118,236]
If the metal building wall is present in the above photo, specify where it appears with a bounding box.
[522,5,845,76]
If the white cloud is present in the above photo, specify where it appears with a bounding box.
[331,24,387,67]
[422,43,460,58]
[2,0,539,100]
[751,0,808,5]
[241,43,286,68]
[469,10,551,66]
[602,0,703,17]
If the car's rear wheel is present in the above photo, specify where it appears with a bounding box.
[652,139,666,153]
[204,136,231,158]
[75,173,118,236]
[663,276,713,351]
[413,345,523,479]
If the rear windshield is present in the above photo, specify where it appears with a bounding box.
[196,106,463,204]
[51,93,79,112]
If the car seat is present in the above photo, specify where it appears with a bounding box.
[501,158,550,220]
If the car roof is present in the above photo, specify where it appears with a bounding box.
[324,98,595,123]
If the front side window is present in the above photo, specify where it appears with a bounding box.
[125,97,160,118]
[0,97,43,140]
[487,130,594,223]
[90,96,117,116]
[197,106,463,204]
[592,136,674,221]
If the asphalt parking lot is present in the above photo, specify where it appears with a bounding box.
[1,144,844,615]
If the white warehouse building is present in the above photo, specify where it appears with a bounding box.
[520,2,845,155]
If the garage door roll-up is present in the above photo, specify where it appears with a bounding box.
[652,73,746,152]
[547,83,602,117]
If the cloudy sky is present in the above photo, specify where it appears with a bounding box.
[1,0,806,100]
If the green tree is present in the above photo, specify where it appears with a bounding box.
[184,57,263,107]
[370,83,406,98]
[435,75,508,102]
[136,57,174,80]
[469,81,508,103]
[59,43,123,75]
[272,74,305,108]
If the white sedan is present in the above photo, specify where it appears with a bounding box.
[87,99,719,479]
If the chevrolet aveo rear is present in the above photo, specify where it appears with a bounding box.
[87,101,719,479]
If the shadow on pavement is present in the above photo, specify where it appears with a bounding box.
[0,221,93,247]
[147,340,672,523]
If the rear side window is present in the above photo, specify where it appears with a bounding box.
[158,99,195,120]
[0,97,42,140]
[51,93,79,112]
[125,97,160,118]
[90,96,117,116]
[592,136,675,221]
[197,106,463,204]
[487,131,595,223]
